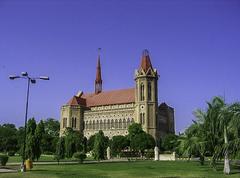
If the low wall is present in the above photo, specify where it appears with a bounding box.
[159,152,176,161]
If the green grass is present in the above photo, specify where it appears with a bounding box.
[8,155,55,163]
[7,155,94,163]
[0,161,240,178]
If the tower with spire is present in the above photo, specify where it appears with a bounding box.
[135,49,159,139]
[95,51,102,94]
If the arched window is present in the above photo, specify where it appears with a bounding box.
[131,118,134,123]
[143,113,145,125]
[148,82,152,101]
[72,117,77,128]
[140,113,145,125]
[107,119,110,129]
[63,118,67,128]
[127,118,131,127]
[100,120,103,130]
[140,83,145,101]
[111,119,114,129]
[96,120,99,130]
[86,121,88,130]
[123,119,126,128]
[115,119,118,129]
[119,119,122,129]
[89,121,92,130]
[93,120,95,130]
[103,120,106,130]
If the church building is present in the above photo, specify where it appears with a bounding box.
[60,50,175,141]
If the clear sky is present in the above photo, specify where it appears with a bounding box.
[0,0,240,133]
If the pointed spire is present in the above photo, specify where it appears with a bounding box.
[95,48,102,94]
[95,56,102,83]
[140,49,153,72]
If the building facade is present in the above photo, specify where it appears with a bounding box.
[60,50,175,141]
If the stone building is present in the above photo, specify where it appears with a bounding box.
[60,50,175,141]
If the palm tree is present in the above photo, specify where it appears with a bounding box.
[178,123,206,165]
[219,102,240,174]
[195,97,240,174]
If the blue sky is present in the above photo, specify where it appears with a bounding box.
[0,0,240,133]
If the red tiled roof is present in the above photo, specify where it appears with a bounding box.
[140,49,153,72]
[66,88,135,107]
[82,88,135,107]
[67,96,86,106]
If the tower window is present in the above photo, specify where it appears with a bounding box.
[140,83,145,101]
[140,113,145,125]
[63,118,67,128]
[148,82,152,101]
[72,117,77,128]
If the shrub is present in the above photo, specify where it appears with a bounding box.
[53,154,61,165]
[8,151,15,156]
[73,152,86,163]
[145,150,154,159]
[0,155,9,166]
[44,151,53,155]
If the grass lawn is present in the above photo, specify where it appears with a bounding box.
[7,155,94,163]
[0,161,240,178]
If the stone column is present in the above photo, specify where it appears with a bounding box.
[107,146,111,160]
[154,146,159,161]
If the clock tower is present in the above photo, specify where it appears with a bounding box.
[135,49,159,140]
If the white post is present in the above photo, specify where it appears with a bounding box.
[107,146,111,160]
[172,151,176,161]
[154,146,159,161]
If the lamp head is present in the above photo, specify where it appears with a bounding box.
[39,76,49,80]
[31,79,36,84]
[21,72,28,77]
[9,75,20,80]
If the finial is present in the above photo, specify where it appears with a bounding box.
[98,48,101,56]
[142,49,149,56]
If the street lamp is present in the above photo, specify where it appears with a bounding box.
[9,72,49,172]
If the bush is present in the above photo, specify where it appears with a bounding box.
[8,151,15,156]
[0,155,9,166]
[73,152,86,163]
[53,154,61,165]
[145,150,154,159]
[44,151,53,155]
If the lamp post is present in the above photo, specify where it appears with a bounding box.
[9,72,49,172]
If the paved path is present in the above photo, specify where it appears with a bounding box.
[0,168,17,173]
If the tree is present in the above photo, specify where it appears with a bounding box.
[182,96,240,174]
[25,118,37,161]
[128,123,143,142]
[64,128,85,158]
[87,135,96,152]
[55,137,65,164]
[110,135,129,157]
[93,130,108,161]
[127,123,155,157]
[178,123,206,165]
[41,118,60,154]
[44,118,60,137]
[35,120,45,161]
[73,152,86,163]
[161,134,179,152]
[131,132,155,157]
[64,128,77,158]
[0,124,18,154]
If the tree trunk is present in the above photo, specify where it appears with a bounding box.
[223,126,230,174]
